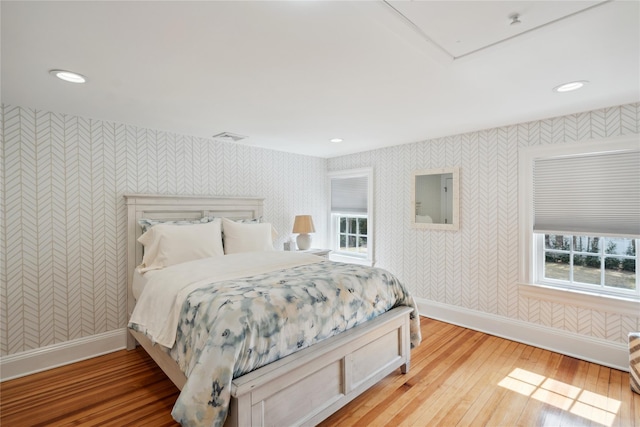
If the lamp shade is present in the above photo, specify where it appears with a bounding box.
[292,215,315,234]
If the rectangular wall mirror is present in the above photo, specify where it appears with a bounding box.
[411,167,460,230]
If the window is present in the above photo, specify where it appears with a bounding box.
[329,168,373,265]
[337,215,368,255]
[519,136,640,303]
[538,234,637,297]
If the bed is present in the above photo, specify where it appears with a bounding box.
[124,194,421,427]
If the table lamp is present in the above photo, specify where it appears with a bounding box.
[292,215,315,250]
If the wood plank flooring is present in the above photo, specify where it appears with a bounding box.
[2,317,638,426]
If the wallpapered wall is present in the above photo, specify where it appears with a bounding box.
[0,105,328,356]
[1,102,638,358]
[329,102,640,345]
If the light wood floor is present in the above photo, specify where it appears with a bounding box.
[2,317,638,426]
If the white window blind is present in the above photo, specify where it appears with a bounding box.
[533,150,640,237]
[331,176,368,214]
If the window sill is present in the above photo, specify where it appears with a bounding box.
[329,253,374,267]
[518,282,640,317]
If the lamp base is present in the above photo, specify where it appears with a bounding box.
[296,233,312,251]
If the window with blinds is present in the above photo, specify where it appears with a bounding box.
[533,150,640,238]
[524,139,639,299]
[329,168,373,265]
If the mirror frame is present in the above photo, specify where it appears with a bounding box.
[411,167,460,231]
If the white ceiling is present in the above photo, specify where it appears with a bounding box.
[2,1,639,158]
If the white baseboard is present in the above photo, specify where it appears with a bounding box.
[416,298,630,372]
[0,328,128,381]
[1,302,631,381]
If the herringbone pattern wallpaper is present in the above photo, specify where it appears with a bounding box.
[329,102,640,345]
[2,103,639,357]
[0,105,328,356]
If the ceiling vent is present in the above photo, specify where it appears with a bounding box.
[212,132,248,143]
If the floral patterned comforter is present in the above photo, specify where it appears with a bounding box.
[131,259,421,427]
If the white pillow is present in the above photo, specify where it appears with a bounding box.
[137,219,224,272]
[222,217,275,254]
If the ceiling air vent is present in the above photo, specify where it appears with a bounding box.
[212,132,248,143]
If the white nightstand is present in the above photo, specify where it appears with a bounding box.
[299,248,331,258]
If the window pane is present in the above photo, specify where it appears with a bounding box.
[348,235,356,249]
[621,240,636,274]
[583,237,601,254]
[358,218,367,235]
[583,255,601,268]
[545,235,569,250]
[359,237,367,253]
[340,217,346,233]
[545,252,556,263]
[339,234,346,250]
[604,257,636,290]
[604,256,621,270]
[348,218,357,233]
[573,236,590,253]
[605,237,634,256]
[574,257,600,285]
[544,259,569,281]
[622,256,636,273]
[624,240,636,257]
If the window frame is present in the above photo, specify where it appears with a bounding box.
[328,168,374,266]
[518,135,640,311]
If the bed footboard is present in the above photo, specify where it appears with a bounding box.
[226,306,413,427]
[129,306,412,427]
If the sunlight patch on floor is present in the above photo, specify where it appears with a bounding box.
[498,368,620,427]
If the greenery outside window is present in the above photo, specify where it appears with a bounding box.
[538,234,638,297]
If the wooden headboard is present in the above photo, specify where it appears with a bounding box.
[123,194,264,348]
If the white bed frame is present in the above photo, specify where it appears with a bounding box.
[125,194,412,427]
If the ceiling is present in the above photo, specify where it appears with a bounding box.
[2,1,639,158]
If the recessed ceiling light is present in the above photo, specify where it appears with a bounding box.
[553,80,588,93]
[330,138,343,143]
[49,69,87,83]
